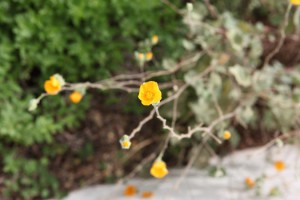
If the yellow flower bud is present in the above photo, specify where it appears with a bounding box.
[150,160,168,179]
[274,161,285,172]
[141,191,154,198]
[120,135,131,149]
[69,91,83,104]
[146,52,153,61]
[44,75,63,95]
[138,53,145,61]
[245,177,255,188]
[152,35,159,45]
[223,130,231,140]
[123,185,136,197]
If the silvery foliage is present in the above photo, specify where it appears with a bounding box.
[181,3,300,139]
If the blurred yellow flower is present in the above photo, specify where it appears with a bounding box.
[141,191,154,198]
[138,81,162,106]
[138,53,145,61]
[290,0,300,5]
[121,140,131,149]
[120,135,131,149]
[274,161,285,172]
[146,52,153,61]
[223,130,231,140]
[44,75,62,94]
[69,91,83,104]
[150,160,168,179]
[152,35,159,44]
[123,185,136,197]
[245,177,255,188]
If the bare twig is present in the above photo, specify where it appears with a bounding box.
[127,83,188,139]
[128,109,156,139]
[263,3,292,67]
[154,104,235,143]
[212,93,223,118]
[204,0,218,18]
[121,138,155,164]
[250,131,300,158]
[171,94,179,129]
[157,93,179,160]
[117,153,156,184]
[160,0,183,15]
[174,143,205,189]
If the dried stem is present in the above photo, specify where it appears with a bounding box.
[127,83,188,139]
[174,134,218,189]
[263,3,292,67]
[117,153,156,184]
[204,0,218,18]
[157,94,179,160]
[154,107,235,143]
[174,142,205,189]
[128,109,156,139]
[160,0,183,15]
[38,53,203,102]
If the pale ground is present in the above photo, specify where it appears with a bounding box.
[63,145,300,200]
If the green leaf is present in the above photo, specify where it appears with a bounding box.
[229,65,251,87]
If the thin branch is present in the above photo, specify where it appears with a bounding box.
[174,138,209,189]
[117,153,156,184]
[263,3,292,67]
[157,93,179,160]
[250,130,300,158]
[154,105,235,143]
[160,0,183,15]
[62,52,203,94]
[128,109,156,139]
[121,138,154,164]
[171,94,179,128]
[204,0,218,18]
[212,93,223,118]
[128,84,188,140]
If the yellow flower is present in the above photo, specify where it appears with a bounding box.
[123,185,137,197]
[44,75,62,94]
[138,53,145,61]
[121,140,131,149]
[120,135,131,149]
[141,191,154,198]
[245,177,255,188]
[150,160,168,179]
[138,81,162,106]
[152,35,159,44]
[146,52,153,61]
[290,0,300,5]
[223,130,231,140]
[274,161,285,172]
[69,91,83,104]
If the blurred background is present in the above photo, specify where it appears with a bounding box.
[0,0,299,199]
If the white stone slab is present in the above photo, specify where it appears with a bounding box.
[64,145,300,200]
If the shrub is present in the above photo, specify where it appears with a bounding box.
[0,0,183,198]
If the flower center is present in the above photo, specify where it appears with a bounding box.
[145,92,154,100]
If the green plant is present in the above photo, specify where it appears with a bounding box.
[0,0,184,199]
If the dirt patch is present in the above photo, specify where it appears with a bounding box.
[262,32,300,66]
[50,92,163,192]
